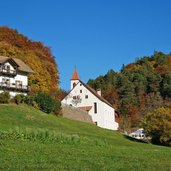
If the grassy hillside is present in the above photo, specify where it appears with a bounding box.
[0,104,171,170]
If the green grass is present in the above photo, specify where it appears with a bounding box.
[0,104,171,171]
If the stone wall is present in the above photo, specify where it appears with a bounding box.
[62,104,93,123]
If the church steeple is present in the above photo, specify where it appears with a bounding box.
[70,68,80,90]
[71,68,79,80]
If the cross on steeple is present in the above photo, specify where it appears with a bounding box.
[71,67,79,80]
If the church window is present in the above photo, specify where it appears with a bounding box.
[73,96,76,100]
[80,90,82,93]
[85,95,88,99]
[73,82,76,88]
[94,102,97,114]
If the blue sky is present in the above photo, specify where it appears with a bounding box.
[0,0,171,90]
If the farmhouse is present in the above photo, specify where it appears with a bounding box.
[0,56,34,97]
[62,69,119,130]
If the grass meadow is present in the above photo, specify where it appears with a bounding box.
[0,104,171,171]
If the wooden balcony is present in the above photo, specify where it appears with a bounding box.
[0,82,30,93]
[0,69,17,76]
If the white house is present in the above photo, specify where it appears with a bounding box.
[0,56,34,97]
[62,69,119,130]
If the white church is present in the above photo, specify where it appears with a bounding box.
[62,69,119,130]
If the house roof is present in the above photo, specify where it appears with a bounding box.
[65,69,113,108]
[0,56,10,63]
[79,106,92,112]
[12,58,34,73]
[71,68,79,80]
[0,56,34,73]
[79,80,113,108]
[115,110,120,118]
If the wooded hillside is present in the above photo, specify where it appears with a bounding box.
[88,52,171,127]
[0,27,59,93]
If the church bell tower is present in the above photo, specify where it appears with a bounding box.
[70,68,80,90]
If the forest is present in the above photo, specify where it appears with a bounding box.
[88,52,171,129]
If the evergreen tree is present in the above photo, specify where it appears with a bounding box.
[161,72,171,99]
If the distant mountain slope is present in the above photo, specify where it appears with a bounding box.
[0,26,59,93]
[87,51,171,127]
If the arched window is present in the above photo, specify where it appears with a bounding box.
[73,82,76,88]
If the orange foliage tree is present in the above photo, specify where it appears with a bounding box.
[0,27,59,93]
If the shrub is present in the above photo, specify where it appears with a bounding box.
[32,101,39,109]
[34,92,60,113]
[24,95,35,105]
[0,91,10,103]
[141,107,171,146]
[54,99,62,116]
[14,94,25,104]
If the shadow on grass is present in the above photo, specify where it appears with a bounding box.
[123,135,149,144]
[124,135,171,147]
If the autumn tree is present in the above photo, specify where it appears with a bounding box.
[0,27,59,93]
[141,107,171,146]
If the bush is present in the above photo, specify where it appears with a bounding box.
[32,100,40,109]
[0,91,10,103]
[34,92,61,114]
[54,99,62,116]
[141,107,171,146]
[14,94,25,104]
[24,95,35,105]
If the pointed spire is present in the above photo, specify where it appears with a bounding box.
[71,67,80,80]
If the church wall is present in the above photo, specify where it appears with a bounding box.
[103,102,119,130]
[62,80,118,130]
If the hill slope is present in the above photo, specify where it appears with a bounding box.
[0,104,171,170]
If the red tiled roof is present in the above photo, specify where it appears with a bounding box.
[79,106,92,111]
[79,80,113,108]
[64,69,113,108]
[71,68,79,80]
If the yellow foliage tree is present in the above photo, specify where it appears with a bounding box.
[0,27,59,94]
[141,107,171,146]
